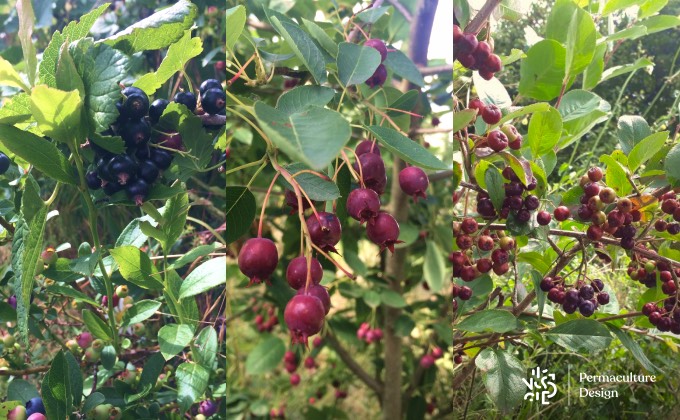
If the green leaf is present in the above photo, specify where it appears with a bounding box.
[134,31,202,95]
[475,348,526,412]
[608,325,659,373]
[109,246,163,290]
[267,12,327,84]
[582,42,606,91]
[527,107,562,157]
[357,6,391,23]
[17,0,37,86]
[122,300,162,327]
[366,126,447,170]
[472,73,512,108]
[337,42,381,87]
[225,186,255,245]
[641,15,680,34]
[628,131,668,172]
[0,56,30,91]
[0,125,76,185]
[7,379,39,404]
[519,39,566,101]
[603,0,645,15]
[457,310,520,333]
[68,249,101,276]
[82,310,113,341]
[175,362,209,413]
[81,392,105,414]
[557,90,610,148]
[103,0,198,54]
[157,104,213,176]
[55,42,86,96]
[178,257,226,300]
[423,240,446,292]
[159,192,189,253]
[665,142,680,182]
[302,19,339,58]
[276,85,336,115]
[617,115,652,154]
[12,177,48,342]
[384,50,425,87]
[279,163,341,202]
[245,336,285,375]
[42,351,72,419]
[116,215,157,248]
[254,102,350,171]
[546,2,596,77]
[453,109,477,133]
[169,243,222,270]
[547,319,612,352]
[139,352,165,391]
[639,0,668,18]
[226,5,246,51]
[600,153,632,196]
[192,327,218,369]
[0,93,32,125]
[601,57,653,82]
[69,39,129,134]
[603,25,647,42]
[485,167,505,211]
[46,285,98,306]
[363,290,381,308]
[158,324,194,360]
[379,289,407,308]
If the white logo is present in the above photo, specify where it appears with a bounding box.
[522,367,557,405]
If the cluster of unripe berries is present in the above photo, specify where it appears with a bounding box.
[642,298,680,334]
[363,39,389,88]
[419,346,443,369]
[627,257,678,293]
[252,301,279,333]
[453,26,503,80]
[7,397,49,420]
[452,220,516,282]
[541,276,610,317]
[356,322,383,344]
[654,192,680,235]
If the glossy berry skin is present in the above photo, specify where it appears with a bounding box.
[457,33,479,55]
[306,212,342,253]
[487,130,508,152]
[481,104,502,125]
[297,284,331,314]
[138,160,159,184]
[286,256,323,290]
[120,119,151,148]
[121,89,149,120]
[199,400,219,416]
[150,148,173,170]
[354,152,386,195]
[578,300,596,317]
[284,294,325,346]
[290,373,301,386]
[200,79,222,95]
[355,140,381,156]
[86,171,101,190]
[284,189,313,213]
[419,354,436,369]
[25,397,46,416]
[346,188,381,224]
[364,38,388,62]
[126,179,149,206]
[0,152,10,175]
[536,210,551,225]
[238,238,279,285]
[202,88,226,115]
[553,206,570,221]
[366,64,387,88]
[483,54,502,73]
[468,98,485,114]
[174,91,197,111]
[399,166,429,201]
[109,154,137,185]
[149,99,169,125]
[103,181,122,196]
[366,212,403,253]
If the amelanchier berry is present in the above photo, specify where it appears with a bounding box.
[399,166,429,201]
[284,294,325,346]
[366,211,403,253]
[286,256,323,290]
[346,188,381,224]
[306,212,342,253]
[364,38,388,62]
[238,238,279,285]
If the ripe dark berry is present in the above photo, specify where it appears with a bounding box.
[620,237,635,249]
[150,148,173,170]
[477,258,492,273]
[579,285,595,300]
[364,39,388,62]
[578,300,596,317]
[565,289,579,304]
[461,218,478,234]
[457,33,479,55]
[460,266,477,282]
[238,238,279,285]
[583,182,600,197]
[174,91,197,111]
[458,286,473,300]
[456,235,473,250]
[668,223,680,235]
[298,284,331,315]
[306,212,342,253]
[355,140,381,156]
[483,54,502,73]
[109,154,137,185]
[366,212,402,253]
[156,133,183,151]
[126,179,149,206]
[86,171,101,190]
[347,188,381,224]
[0,153,10,175]
[398,166,429,201]
[284,294,325,346]
[662,199,679,215]
[102,181,122,196]
[617,198,633,213]
[285,189,314,213]
[587,167,603,182]
[547,288,561,303]
[504,182,523,197]
[354,152,387,195]
[457,54,476,69]
[491,249,509,265]
[577,205,593,220]
[487,130,508,152]
[25,397,46,416]
[149,99,169,125]
[472,41,492,63]
[477,235,494,251]
[468,98,485,114]
[199,400,219,416]
[454,354,463,364]
[516,209,531,223]
[524,195,539,210]
[202,88,226,115]
[286,256,323,290]
[366,64,387,88]
[120,119,151,148]
[200,79,223,95]
[537,210,551,225]
[120,89,149,120]
[587,225,603,241]
[138,160,159,184]
[540,277,554,292]
[481,104,502,125]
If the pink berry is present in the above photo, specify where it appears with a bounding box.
[399,166,429,201]
[238,238,279,285]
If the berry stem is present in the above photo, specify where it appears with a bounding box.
[310,243,355,280]
[257,172,280,237]
[227,53,257,86]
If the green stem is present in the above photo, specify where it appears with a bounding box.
[72,149,119,349]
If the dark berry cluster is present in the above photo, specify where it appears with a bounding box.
[627,257,677,292]
[453,220,515,282]
[452,283,473,301]
[541,276,610,317]
[454,26,502,80]
[642,299,680,333]
[198,78,227,115]
[86,86,184,205]
[468,98,504,127]
[356,322,383,344]
[476,167,538,224]
[364,39,388,88]
[655,192,680,235]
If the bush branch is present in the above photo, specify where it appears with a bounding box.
[325,332,384,396]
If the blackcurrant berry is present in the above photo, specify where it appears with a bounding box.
[174,91,197,112]
[202,88,226,115]
[149,99,169,125]
[109,154,137,185]
[126,179,149,206]
[0,152,11,175]
[121,92,149,120]
[199,79,223,96]
[120,119,151,148]
[86,171,101,190]
[150,148,173,170]
[138,160,159,184]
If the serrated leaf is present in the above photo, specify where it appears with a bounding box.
[475,348,526,412]
[225,186,255,245]
[628,131,667,171]
[178,257,226,300]
[366,125,447,170]
[103,0,198,54]
[159,192,189,253]
[608,324,660,373]
[519,39,566,101]
[547,319,612,351]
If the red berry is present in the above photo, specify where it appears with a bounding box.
[284,295,325,346]
[586,225,603,241]
[457,33,479,55]
[477,235,494,251]
[290,373,300,386]
[487,130,508,152]
[587,167,603,182]
[537,211,551,225]
[461,218,478,234]
[347,188,381,224]
[364,38,387,62]
[468,98,485,114]
[306,212,342,253]
[238,238,279,285]
[286,257,323,290]
[297,284,331,315]
[481,104,502,125]
[458,286,473,300]
[398,166,429,201]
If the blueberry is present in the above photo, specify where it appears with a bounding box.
[0,152,10,175]
[199,79,222,95]
[149,98,169,125]
[173,91,197,112]
[25,397,45,415]
[201,88,226,115]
